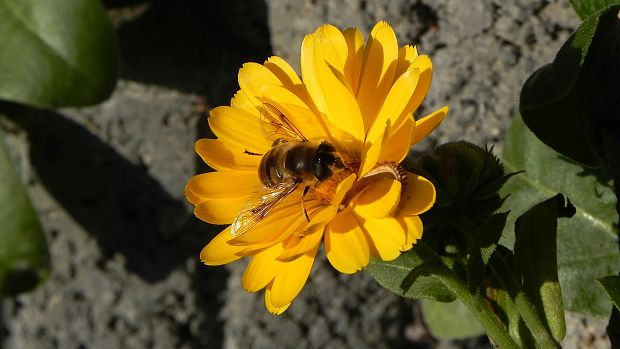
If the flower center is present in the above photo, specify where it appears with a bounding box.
[311,150,359,205]
[311,154,407,210]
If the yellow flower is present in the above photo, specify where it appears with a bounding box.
[185,21,448,314]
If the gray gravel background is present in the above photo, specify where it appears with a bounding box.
[0,0,612,348]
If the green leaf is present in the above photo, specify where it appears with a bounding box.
[367,243,456,302]
[493,287,536,348]
[514,194,573,342]
[420,299,485,339]
[501,116,619,316]
[570,0,620,19]
[597,276,620,311]
[467,212,508,293]
[0,131,50,295]
[0,0,118,108]
[519,5,620,166]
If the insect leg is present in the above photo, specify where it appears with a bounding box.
[244,149,263,156]
[301,185,310,222]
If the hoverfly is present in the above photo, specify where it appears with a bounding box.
[230,103,345,236]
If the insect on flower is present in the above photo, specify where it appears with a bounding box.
[231,103,347,237]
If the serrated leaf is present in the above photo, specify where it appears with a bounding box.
[0,132,50,295]
[367,244,456,302]
[420,299,485,339]
[501,116,619,316]
[519,5,620,166]
[514,194,571,342]
[597,276,620,311]
[570,0,620,19]
[0,0,118,108]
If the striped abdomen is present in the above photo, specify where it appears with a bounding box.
[258,142,318,187]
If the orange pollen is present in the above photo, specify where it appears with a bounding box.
[311,168,355,205]
[311,153,359,205]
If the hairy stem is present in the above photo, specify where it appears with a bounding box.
[432,264,519,349]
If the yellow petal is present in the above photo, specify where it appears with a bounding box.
[195,139,260,171]
[378,117,415,163]
[301,24,349,117]
[343,27,365,94]
[353,177,402,218]
[399,173,436,216]
[265,283,290,315]
[357,21,399,131]
[228,196,307,245]
[264,56,303,87]
[185,184,204,206]
[194,196,248,224]
[263,56,318,108]
[357,213,406,261]
[404,55,433,119]
[312,28,365,147]
[185,171,259,199]
[358,130,385,178]
[313,24,348,74]
[411,106,449,145]
[278,218,325,261]
[260,85,329,141]
[231,89,261,115]
[325,210,370,274]
[242,243,282,292]
[232,201,325,256]
[238,62,282,105]
[398,214,423,250]
[331,173,358,209]
[200,226,244,265]
[208,106,272,153]
[366,68,420,144]
[395,45,419,78]
[301,32,326,115]
[269,245,318,308]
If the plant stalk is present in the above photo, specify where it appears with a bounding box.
[432,264,519,349]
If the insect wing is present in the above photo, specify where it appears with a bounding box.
[230,181,299,237]
[261,103,307,143]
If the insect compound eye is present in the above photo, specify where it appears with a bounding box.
[333,157,345,169]
[314,163,332,181]
[315,151,335,165]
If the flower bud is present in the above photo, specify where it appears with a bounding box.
[415,142,511,227]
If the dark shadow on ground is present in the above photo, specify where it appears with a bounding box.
[110,0,273,104]
[1,1,271,347]
[1,103,196,282]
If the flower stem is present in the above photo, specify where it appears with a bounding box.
[432,263,519,349]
